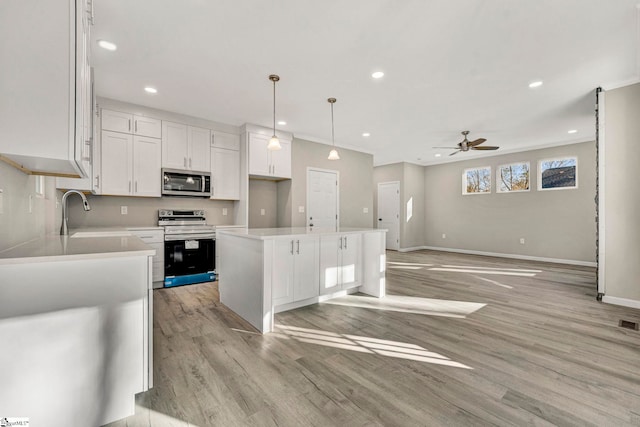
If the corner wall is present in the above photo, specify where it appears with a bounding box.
[601,82,640,304]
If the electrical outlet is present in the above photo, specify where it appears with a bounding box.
[260,208,265,216]
[442,233,446,239]
[121,206,128,215]
[519,238,525,245]
[222,208,228,216]
[298,206,305,213]
[363,207,369,213]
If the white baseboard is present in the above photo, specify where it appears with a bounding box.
[602,295,640,310]
[397,245,597,267]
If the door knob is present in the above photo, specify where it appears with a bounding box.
[378,218,382,221]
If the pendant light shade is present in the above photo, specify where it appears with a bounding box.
[327,97,340,160]
[267,74,281,151]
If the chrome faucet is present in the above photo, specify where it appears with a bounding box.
[60,190,91,235]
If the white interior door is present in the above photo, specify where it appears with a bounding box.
[377,181,400,250]
[307,168,338,229]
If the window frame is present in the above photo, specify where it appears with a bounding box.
[537,156,578,191]
[462,166,492,195]
[496,161,531,194]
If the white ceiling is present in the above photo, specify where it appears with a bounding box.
[93,0,640,166]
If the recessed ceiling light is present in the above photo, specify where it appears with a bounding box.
[435,153,442,158]
[144,87,157,94]
[362,132,370,137]
[277,121,287,126]
[97,40,117,51]
[568,129,577,134]
[528,80,543,88]
[371,71,385,79]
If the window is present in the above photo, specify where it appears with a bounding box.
[463,166,491,194]
[538,157,577,190]
[497,162,530,193]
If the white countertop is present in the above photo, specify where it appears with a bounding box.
[217,227,384,240]
[0,234,156,265]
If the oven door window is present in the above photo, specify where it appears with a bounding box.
[165,239,215,277]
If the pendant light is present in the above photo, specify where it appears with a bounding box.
[267,74,282,150]
[327,97,340,160]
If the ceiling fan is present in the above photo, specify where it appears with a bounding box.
[434,131,499,156]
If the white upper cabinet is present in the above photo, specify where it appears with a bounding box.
[102,109,161,138]
[248,132,291,179]
[211,148,240,200]
[162,122,210,171]
[188,126,211,172]
[0,0,93,177]
[101,131,161,197]
[212,131,241,151]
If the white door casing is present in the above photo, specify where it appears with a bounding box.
[377,181,400,250]
[307,168,338,229]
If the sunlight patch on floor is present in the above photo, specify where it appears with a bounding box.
[441,264,542,273]
[388,261,434,267]
[276,324,472,369]
[429,267,536,277]
[323,294,486,318]
[131,404,199,426]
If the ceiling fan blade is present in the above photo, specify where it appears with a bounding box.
[449,150,460,156]
[467,138,487,147]
[472,146,499,150]
[432,146,458,149]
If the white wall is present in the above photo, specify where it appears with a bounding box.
[601,82,640,303]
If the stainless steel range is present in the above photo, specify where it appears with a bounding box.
[159,209,215,287]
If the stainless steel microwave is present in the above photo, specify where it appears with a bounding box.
[162,169,211,197]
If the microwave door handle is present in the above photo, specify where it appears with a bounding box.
[202,176,205,192]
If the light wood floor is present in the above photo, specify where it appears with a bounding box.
[107,250,640,426]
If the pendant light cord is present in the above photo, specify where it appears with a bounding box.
[331,101,335,147]
[272,79,276,136]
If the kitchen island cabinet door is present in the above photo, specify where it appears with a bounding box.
[320,236,341,295]
[101,131,133,196]
[293,238,319,301]
[132,136,161,197]
[340,233,361,289]
[272,240,294,306]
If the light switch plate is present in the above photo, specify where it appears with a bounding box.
[222,208,228,216]
[298,206,304,213]
[121,206,128,215]
[363,207,369,213]
[260,208,265,216]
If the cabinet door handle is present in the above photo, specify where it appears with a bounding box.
[135,181,138,193]
[87,0,95,25]
[184,157,187,168]
[344,236,347,249]
[211,133,215,146]
[134,120,138,133]
[189,158,192,168]
[95,175,100,188]
[296,240,300,254]
[290,240,294,255]
[129,181,131,193]
[339,237,343,250]
[128,119,131,132]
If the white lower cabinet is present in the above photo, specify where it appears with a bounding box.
[272,237,319,306]
[320,234,361,295]
[101,131,161,197]
[128,229,165,287]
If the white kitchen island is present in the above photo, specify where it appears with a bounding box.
[0,234,155,427]
[217,227,386,333]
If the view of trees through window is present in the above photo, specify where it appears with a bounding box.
[539,157,577,189]
[498,162,530,192]
[464,167,491,194]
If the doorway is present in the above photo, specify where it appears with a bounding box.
[377,181,400,250]
[307,168,339,229]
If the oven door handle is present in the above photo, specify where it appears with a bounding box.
[164,234,216,241]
